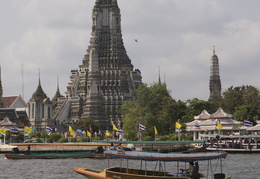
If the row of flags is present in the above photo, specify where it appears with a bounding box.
[0,119,255,135]
[68,126,113,138]
[194,120,254,130]
[0,126,53,134]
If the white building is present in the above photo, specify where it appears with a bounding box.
[186,108,247,141]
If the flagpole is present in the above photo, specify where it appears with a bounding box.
[178,119,180,141]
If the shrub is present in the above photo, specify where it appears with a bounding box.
[158,136,168,141]
[47,133,62,143]
[70,138,77,142]
[80,137,90,142]
[142,136,154,141]
[169,134,178,141]
[59,138,68,143]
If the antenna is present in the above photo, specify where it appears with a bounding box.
[21,63,24,99]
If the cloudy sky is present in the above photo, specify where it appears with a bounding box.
[1,0,260,102]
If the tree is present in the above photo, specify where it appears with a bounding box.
[76,118,100,133]
[182,98,215,123]
[222,85,260,122]
[121,83,182,139]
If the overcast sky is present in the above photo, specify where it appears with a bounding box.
[1,0,260,102]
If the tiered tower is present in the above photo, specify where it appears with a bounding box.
[55,0,142,130]
[209,47,222,100]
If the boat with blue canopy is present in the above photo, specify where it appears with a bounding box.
[74,150,231,179]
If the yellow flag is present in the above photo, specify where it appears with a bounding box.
[105,130,111,136]
[217,121,223,129]
[0,128,6,133]
[154,126,158,135]
[69,126,76,137]
[87,130,92,137]
[24,127,32,133]
[113,124,119,131]
[176,122,182,129]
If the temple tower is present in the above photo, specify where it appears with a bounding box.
[209,47,222,100]
[28,78,53,131]
[56,0,142,129]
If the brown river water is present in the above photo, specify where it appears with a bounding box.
[0,153,259,179]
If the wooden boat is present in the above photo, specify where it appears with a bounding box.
[74,150,230,179]
[5,151,92,159]
[200,134,260,153]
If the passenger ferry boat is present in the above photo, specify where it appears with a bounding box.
[199,134,260,153]
[74,150,231,179]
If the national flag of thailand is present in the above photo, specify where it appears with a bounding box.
[139,124,146,130]
[46,126,53,132]
[11,128,19,133]
[117,129,124,135]
[98,129,103,136]
[244,120,253,126]
[89,126,93,133]
[195,124,201,129]
[76,129,83,134]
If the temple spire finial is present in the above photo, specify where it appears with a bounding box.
[158,66,161,84]
[213,45,215,55]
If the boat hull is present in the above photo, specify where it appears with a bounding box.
[5,151,92,159]
[73,168,108,179]
[74,167,190,179]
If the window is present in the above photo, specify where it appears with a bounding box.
[41,104,45,118]
[31,103,35,119]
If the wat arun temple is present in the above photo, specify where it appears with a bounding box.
[52,0,142,130]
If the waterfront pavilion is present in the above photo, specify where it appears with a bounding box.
[186,108,246,141]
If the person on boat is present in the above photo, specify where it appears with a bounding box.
[188,161,194,175]
[94,146,104,154]
[191,162,199,179]
[11,147,20,154]
[25,145,31,155]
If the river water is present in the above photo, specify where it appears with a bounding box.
[0,153,259,179]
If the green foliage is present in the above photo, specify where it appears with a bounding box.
[122,83,183,138]
[142,136,154,141]
[47,133,62,143]
[158,136,168,141]
[59,138,68,143]
[70,138,77,142]
[76,119,100,132]
[169,134,178,141]
[186,134,193,141]
[120,84,260,140]
[124,131,138,141]
[222,85,260,122]
[80,137,91,142]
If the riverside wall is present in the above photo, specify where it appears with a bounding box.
[0,143,111,153]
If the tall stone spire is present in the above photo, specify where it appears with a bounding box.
[209,46,222,100]
[62,0,142,129]
[81,48,106,122]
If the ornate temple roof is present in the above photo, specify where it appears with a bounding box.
[194,110,211,120]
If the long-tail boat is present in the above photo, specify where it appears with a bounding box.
[5,151,92,159]
[74,150,231,179]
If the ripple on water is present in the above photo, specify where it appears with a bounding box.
[0,153,259,179]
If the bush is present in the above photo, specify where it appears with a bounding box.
[47,133,62,143]
[59,138,68,143]
[187,134,193,141]
[169,134,178,141]
[158,136,168,141]
[80,137,91,142]
[70,138,77,142]
[142,136,154,141]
